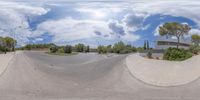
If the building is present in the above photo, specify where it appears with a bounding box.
[155,37,191,50]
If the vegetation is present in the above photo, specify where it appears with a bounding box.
[143,41,146,50]
[64,45,72,54]
[163,48,193,61]
[159,22,191,48]
[147,51,153,59]
[113,41,126,53]
[97,45,107,54]
[85,45,90,53]
[97,41,137,54]
[75,43,85,52]
[21,43,55,50]
[189,45,200,55]
[143,40,150,50]
[50,46,58,53]
[191,34,200,46]
[0,36,16,53]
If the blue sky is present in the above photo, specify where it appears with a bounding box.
[0,0,200,47]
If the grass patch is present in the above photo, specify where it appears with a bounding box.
[46,52,78,56]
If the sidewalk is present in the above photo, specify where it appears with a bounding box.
[126,54,200,87]
[0,52,15,76]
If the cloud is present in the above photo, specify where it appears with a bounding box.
[34,17,112,44]
[189,29,200,35]
[94,31,102,36]
[0,1,49,46]
[131,1,200,27]
[122,13,145,30]
[3,0,200,46]
[108,20,125,36]
[34,17,140,45]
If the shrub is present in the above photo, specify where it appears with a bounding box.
[85,45,90,52]
[75,43,85,52]
[58,48,64,53]
[113,41,126,53]
[163,48,193,61]
[0,46,6,53]
[107,45,113,53]
[50,46,58,53]
[147,51,153,59]
[189,45,200,55]
[97,46,107,54]
[64,45,72,54]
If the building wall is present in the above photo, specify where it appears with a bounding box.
[155,37,191,49]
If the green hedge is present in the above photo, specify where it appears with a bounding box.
[163,48,193,61]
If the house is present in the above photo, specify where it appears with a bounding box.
[155,36,191,50]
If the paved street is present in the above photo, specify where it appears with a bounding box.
[0,51,200,100]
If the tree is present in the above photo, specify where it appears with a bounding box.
[50,46,58,53]
[3,37,17,51]
[143,40,147,50]
[75,43,85,52]
[64,45,72,53]
[159,22,191,48]
[85,45,90,52]
[97,45,107,54]
[113,41,126,53]
[146,40,150,50]
[107,45,113,53]
[191,34,200,46]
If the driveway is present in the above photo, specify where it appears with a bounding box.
[0,51,200,100]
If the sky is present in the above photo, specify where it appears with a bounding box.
[0,0,200,47]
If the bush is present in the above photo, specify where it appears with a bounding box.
[64,45,72,54]
[107,45,113,53]
[58,48,64,53]
[85,45,90,52]
[75,43,85,52]
[113,41,126,53]
[147,51,153,59]
[189,45,200,54]
[163,48,193,61]
[50,46,58,53]
[97,46,107,54]
[0,46,6,53]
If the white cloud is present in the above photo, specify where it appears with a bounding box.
[35,17,140,45]
[131,1,200,27]
[34,17,111,44]
[2,0,200,46]
[0,1,49,46]
[189,29,200,35]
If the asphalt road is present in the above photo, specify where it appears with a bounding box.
[0,51,200,100]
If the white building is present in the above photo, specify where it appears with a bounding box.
[155,37,191,49]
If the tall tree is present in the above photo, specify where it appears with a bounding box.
[85,45,90,52]
[191,34,200,46]
[146,40,150,50]
[143,40,147,50]
[159,22,191,48]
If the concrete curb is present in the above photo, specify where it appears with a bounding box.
[125,54,200,87]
